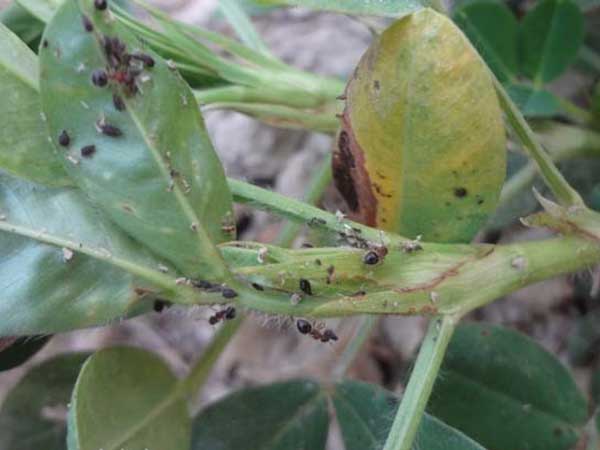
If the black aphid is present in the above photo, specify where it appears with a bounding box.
[321,329,338,342]
[94,0,108,10]
[112,94,126,111]
[209,306,236,325]
[363,250,379,265]
[153,299,172,313]
[91,69,108,87]
[97,121,123,137]
[224,306,236,320]
[58,130,70,147]
[308,217,327,227]
[296,319,312,335]
[42,39,48,48]
[454,187,468,198]
[299,278,313,296]
[129,53,155,68]
[82,15,94,32]
[192,279,215,289]
[80,145,96,158]
[221,287,238,299]
[251,282,264,291]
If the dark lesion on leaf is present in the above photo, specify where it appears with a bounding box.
[332,130,360,212]
[454,187,468,198]
[331,110,378,225]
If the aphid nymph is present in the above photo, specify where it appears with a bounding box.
[82,15,94,32]
[153,300,172,313]
[94,0,108,11]
[80,145,96,158]
[299,278,313,296]
[363,250,379,265]
[296,319,312,334]
[129,53,155,68]
[58,130,70,147]
[91,69,108,87]
[221,287,238,299]
[96,120,123,137]
[112,94,126,111]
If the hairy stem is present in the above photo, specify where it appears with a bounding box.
[383,315,457,450]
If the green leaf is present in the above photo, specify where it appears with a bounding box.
[192,380,329,450]
[453,0,519,83]
[428,323,588,450]
[255,0,425,17]
[519,0,584,84]
[0,335,50,371]
[0,353,88,450]
[0,2,44,48]
[335,9,506,242]
[0,21,71,187]
[39,0,234,279]
[68,347,190,450]
[16,0,63,23]
[505,83,562,117]
[332,380,485,450]
[0,172,177,335]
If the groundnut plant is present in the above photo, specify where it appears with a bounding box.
[0,0,599,449]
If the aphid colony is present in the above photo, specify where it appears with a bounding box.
[56,1,156,159]
[296,319,338,343]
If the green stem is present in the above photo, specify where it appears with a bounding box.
[218,0,273,56]
[204,102,339,133]
[228,178,407,246]
[494,79,584,207]
[497,122,600,212]
[178,316,243,397]
[557,97,596,125]
[276,154,333,247]
[195,85,317,108]
[498,161,537,208]
[382,315,457,450]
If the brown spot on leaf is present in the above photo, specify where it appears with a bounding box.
[454,187,468,198]
[331,111,378,225]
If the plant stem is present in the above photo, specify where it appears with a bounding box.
[202,101,339,133]
[228,177,407,246]
[195,85,335,110]
[333,315,379,379]
[494,79,585,207]
[557,97,596,125]
[497,122,600,213]
[218,0,272,56]
[382,315,457,450]
[276,154,333,247]
[178,316,243,397]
